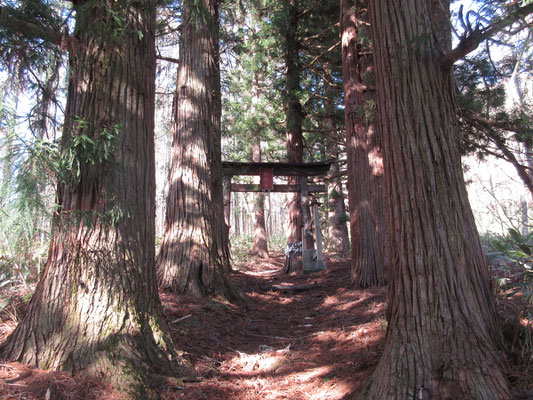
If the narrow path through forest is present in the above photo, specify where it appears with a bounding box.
[0,254,387,399]
[166,254,387,400]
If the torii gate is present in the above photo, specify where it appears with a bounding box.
[222,160,333,273]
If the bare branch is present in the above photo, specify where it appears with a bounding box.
[156,55,180,64]
[442,3,533,69]
[303,40,341,69]
[461,109,533,196]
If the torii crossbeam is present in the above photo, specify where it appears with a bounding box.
[222,160,334,273]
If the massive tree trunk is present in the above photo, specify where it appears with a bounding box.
[363,1,510,398]
[0,1,192,397]
[252,143,269,258]
[223,174,232,227]
[341,0,387,288]
[157,0,238,300]
[284,0,305,273]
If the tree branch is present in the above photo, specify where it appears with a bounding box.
[461,109,529,134]
[442,3,533,69]
[303,40,341,69]
[323,169,347,181]
[0,6,62,46]
[156,55,180,64]
[461,110,533,197]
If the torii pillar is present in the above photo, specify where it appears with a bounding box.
[222,160,332,273]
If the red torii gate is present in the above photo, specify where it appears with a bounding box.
[222,160,333,273]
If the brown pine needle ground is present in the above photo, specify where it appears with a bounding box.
[3,253,531,399]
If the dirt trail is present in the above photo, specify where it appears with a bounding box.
[166,254,387,400]
[0,254,387,399]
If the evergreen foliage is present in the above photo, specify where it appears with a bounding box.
[220,0,286,162]
[0,0,65,85]
[454,1,533,190]
[0,0,531,395]
[0,99,53,291]
[0,1,68,290]
[220,0,344,163]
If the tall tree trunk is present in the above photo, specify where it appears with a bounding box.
[341,0,386,287]
[363,1,510,398]
[521,196,528,236]
[157,0,237,300]
[327,157,349,254]
[511,35,533,228]
[0,1,192,397]
[252,143,269,258]
[284,0,305,273]
[241,203,247,235]
[325,112,349,254]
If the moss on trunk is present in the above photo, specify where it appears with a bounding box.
[0,2,193,397]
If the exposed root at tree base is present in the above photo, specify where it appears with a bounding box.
[1,254,532,399]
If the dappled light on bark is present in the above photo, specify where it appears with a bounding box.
[0,1,192,397]
[341,0,387,288]
[156,0,238,301]
[364,0,511,398]
[283,0,305,274]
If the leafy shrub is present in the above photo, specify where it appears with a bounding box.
[230,233,288,264]
[482,229,533,297]
[482,229,533,369]
[230,234,255,264]
[268,234,287,254]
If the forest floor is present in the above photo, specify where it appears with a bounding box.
[0,253,532,399]
[0,253,387,399]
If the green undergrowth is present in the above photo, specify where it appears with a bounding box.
[482,229,533,379]
[230,233,287,265]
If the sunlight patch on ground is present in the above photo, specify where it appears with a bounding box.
[292,365,333,382]
[308,379,355,400]
[224,348,288,374]
[243,268,280,277]
[223,361,353,400]
[221,346,354,399]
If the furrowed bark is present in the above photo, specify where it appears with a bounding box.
[284,0,304,274]
[156,0,238,301]
[363,1,510,398]
[324,82,349,255]
[0,1,192,398]
[341,0,386,287]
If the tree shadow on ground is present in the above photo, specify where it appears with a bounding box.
[0,253,387,399]
[163,253,387,400]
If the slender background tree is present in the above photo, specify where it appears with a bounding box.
[341,0,387,288]
[157,0,239,300]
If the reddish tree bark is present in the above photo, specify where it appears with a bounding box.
[283,0,307,273]
[156,0,238,300]
[252,143,269,258]
[327,160,350,254]
[341,0,387,287]
[363,0,510,398]
[0,1,191,397]
[326,130,349,254]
